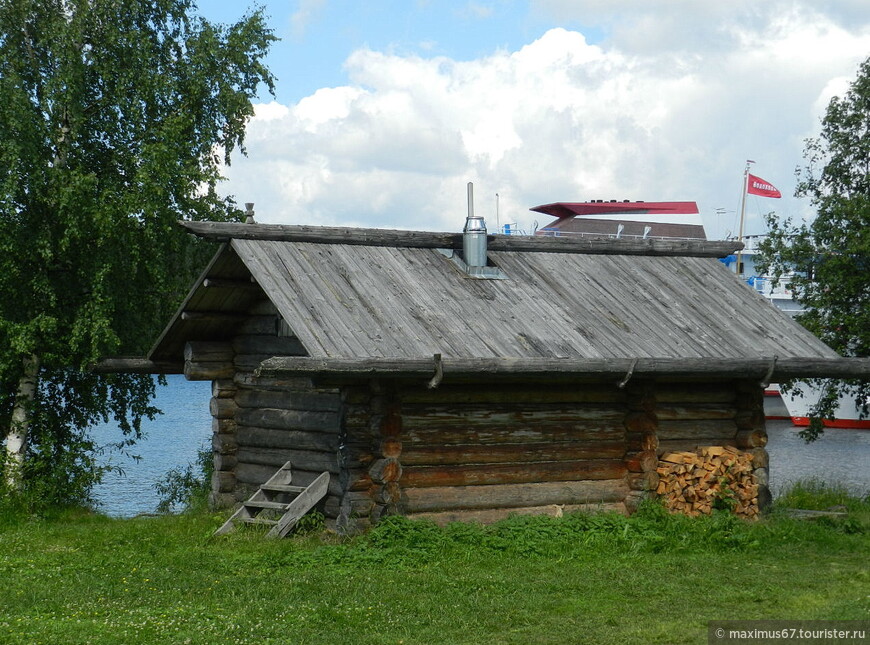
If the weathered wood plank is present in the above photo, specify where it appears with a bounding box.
[267,471,331,538]
[235,462,343,497]
[398,404,626,429]
[402,479,629,513]
[407,502,627,525]
[235,407,340,433]
[402,423,625,445]
[398,441,627,466]
[400,459,627,488]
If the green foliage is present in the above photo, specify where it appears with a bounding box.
[0,0,274,498]
[776,478,869,513]
[154,446,213,514]
[757,56,870,440]
[1,500,868,644]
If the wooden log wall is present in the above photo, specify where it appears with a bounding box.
[353,383,634,527]
[196,300,345,517]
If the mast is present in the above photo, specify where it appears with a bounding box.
[736,159,754,276]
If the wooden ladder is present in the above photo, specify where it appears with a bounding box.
[214,461,329,538]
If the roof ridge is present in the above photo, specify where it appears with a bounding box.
[179,220,742,258]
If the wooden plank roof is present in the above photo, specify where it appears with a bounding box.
[224,239,836,362]
[138,220,870,380]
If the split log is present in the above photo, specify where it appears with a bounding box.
[654,446,760,519]
[398,441,626,466]
[400,459,627,488]
[402,479,629,513]
[235,407,340,433]
[406,502,628,526]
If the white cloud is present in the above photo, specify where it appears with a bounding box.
[290,0,326,39]
[223,4,870,239]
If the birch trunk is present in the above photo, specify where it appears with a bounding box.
[4,355,40,490]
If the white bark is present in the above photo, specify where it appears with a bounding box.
[4,355,40,490]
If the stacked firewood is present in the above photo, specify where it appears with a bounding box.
[655,446,759,518]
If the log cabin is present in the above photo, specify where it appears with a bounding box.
[104,209,870,532]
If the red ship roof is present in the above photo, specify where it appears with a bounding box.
[531,201,699,219]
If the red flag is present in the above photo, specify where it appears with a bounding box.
[747,173,781,198]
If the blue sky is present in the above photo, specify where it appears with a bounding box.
[191,1,870,239]
[197,1,599,103]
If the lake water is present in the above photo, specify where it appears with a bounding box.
[91,378,870,517]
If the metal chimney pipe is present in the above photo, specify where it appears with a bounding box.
[463,182,487,268]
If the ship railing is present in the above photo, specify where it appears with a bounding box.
[536,228,704,242]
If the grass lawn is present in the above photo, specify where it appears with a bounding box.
[0,487,868,644]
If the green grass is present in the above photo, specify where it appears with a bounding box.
[0,485,868,645]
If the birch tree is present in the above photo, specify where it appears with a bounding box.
[758,56,870,440]
[0,0,274,502]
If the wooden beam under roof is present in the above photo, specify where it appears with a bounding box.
[179,221,743,258]
[257,355,870,382]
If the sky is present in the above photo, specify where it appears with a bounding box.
[194,0,870,240]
